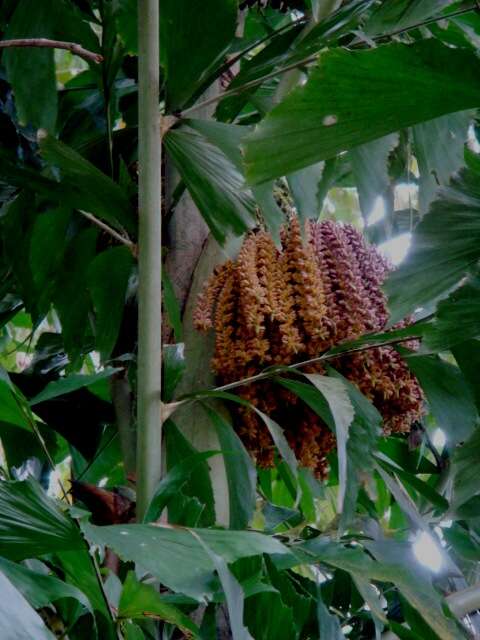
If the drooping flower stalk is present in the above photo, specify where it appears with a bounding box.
[194,218,423,477]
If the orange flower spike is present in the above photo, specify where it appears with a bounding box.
[193,261,232,332]
[282,217,329,347]
[212,267,240,380]
[343,224,390,329]
[255,232,281,318]
[236,234,264,334]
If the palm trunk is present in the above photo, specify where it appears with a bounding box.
[136,0,162,519]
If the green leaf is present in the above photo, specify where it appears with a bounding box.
[160,0,237,109]
[29,208,71,313]
[262,502,302,532]
[377,458,448,512]
[300,537,462,640]
[277,375,354,513]
[0,377,30,430]
[443,524,480,562]
[251,182,285,245]
[402,352,477,445]
[452,339,480,412]
[244,591,297,640]
[0,556,93,622]
[163,344,186,403]
[122,621,145,640]
[387,621,418,639]
[87,246,133,361]
[4,0,57,131]
[244,40,480,184]
[256,407,299,484]
[384,157,480,323]
[364,0,456,36]
[1,190,38,316]
[113,0,138,53]
[215,21,304,123]
[424,275,480,352]
[29,368,121,406]
[72,425,126,489]
[38,132,135,234]
[0,421,61,469]
[327,367,382,528]
[54,550,111,623]
[143,450,219,524]
[191,531,253,640]
[365,540,462,640]
[184,119,286,243]
[287,163,324,222]
[198,389,300,490]
[412,111,470,215]
[202,405,257,530]
[0,479,83,561]
[399,594,442,640]
[317,590,345,639]
[451,428,480,511]
[0,570,56,639]
[374,465,449,557]
[303,374,354,513]
[53,228,98,363]
[454,495,480,519]
[118,572,199,636]
[164,125,255,244]
[164,420,216,526]
[83,522,291,601]
[350,133,398,221]
[162,271,183,343]
[378,437,437,475]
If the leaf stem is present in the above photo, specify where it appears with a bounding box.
[136,0,163,520]
[0,38,103,63]
[209,334,421,395]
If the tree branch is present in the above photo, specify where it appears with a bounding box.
[0,38,103,63]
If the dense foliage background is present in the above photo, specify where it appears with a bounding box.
[2,0,480,638]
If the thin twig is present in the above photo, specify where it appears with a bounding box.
[78,210,137,256]
[0,38,103,64]
[177,4,479,118]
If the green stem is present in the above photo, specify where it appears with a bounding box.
[136,0,162,519]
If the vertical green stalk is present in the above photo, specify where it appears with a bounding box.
[137,0,162,519]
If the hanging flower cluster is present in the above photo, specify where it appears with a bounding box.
[194,217,423,476]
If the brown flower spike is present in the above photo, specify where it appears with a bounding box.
[194,218,423,477]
